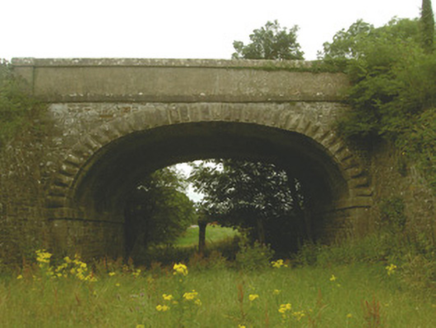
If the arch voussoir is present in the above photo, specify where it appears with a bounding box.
[284,114,303,130]
[111,117,134,136]
[168,105,183,124]
[295,117,312,135]
[127,112,150,132]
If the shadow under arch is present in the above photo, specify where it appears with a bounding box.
[45,104,372,258]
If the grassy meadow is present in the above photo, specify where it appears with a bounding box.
[1,226,436,327]
[175,225,239,247]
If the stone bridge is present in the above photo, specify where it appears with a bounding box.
[1,58,373,261]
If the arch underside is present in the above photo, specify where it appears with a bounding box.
[46,103,373,258]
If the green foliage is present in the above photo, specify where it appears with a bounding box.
[421,0,435,53]
[0,59,42,148]
[321,17,436,191]
[124,167,197,261]
[401,108,436,189]
[189,159,309,252]
[292,242,322,266]
[401,252,436,292]
[379,197,407,231]
[322,18,426,138]
[330,19,426,140]
[320,19,374,61]
[235,238,274,271]
[321,18,421,61]
[232,20,304,60]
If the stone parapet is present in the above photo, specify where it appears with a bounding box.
[12,58,349,103]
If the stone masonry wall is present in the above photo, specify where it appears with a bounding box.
[0,121,52,264]
[369,142,436,239]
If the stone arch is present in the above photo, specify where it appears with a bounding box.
[45,102,372,256]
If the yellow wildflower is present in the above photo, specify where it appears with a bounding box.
[330,274,337,281]
[273,289,281,295]
[386,263,397,276]
[292,310,306,321]
[183,290,198,301]
[194,299,202,306]
[35,250,52,264]
[347,313,353,318]
[16,275,23,280]
[278,303,292,314]
[173,263,188,276]
[238,325,246,328]
[109,272,116,276]
[162,294,174,301]
[271,259,288,268]
[136,325,145,328]
[249,294,259,301]
[156,304,170,312]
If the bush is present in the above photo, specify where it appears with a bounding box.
[235,239,274,271]
[401,253,436,296]
[379,197,407,231]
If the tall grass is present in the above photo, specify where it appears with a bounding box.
[293,228,436,299]
[1,250,435,328]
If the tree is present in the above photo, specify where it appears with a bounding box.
[189,159,310,252]
[232,20,304,60]
[319,19,374,60]
[320,17,436,191]
[321,18,422,61]
[421,0,435,53]
[320,18,430,142]
[124,166,197,260]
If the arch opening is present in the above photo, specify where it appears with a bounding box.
[68,121,352,258]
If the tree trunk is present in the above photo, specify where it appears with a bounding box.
[198,219,207,255]
[285,171,312,240]
[256,217,266,245]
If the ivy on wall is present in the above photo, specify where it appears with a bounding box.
[0,59,44,148]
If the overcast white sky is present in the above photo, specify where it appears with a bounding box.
[2,0,422,61]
